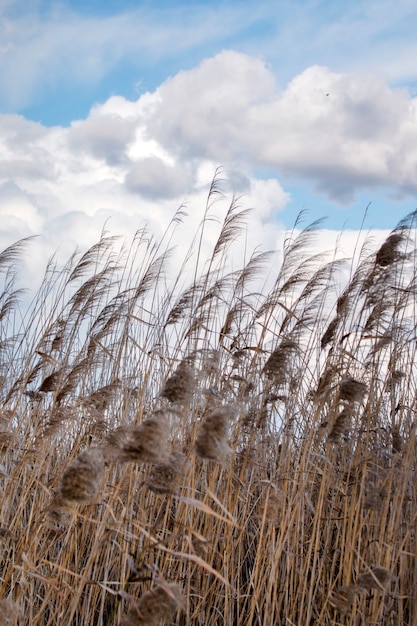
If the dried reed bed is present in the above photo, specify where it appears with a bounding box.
[0,178,417,625]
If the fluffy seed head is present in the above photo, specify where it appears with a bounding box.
[60,447,104,503]
[392,425,403,454]
[339,378,367,404]
[47,492,75,528]
[357,566,392,590]
[102,425,132,462]
[321,317,338,349]
[328,409,352,442]
[160,360,195,404]
[39,369,63,393]
[0,598,23,624]
[328,585,355,614]
[120,412,170,463]
[263,340,297,384]
[120,583,184,626]
[195,405,233,460]
[376,233,403,267]
[0,431,19,452]
[146,451,185,495]
[363,488,386,512]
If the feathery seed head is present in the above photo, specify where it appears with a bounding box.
[47,495,74,528]
[60,447,104,503]
[160,360,195,404]
[328,585,355,614]
[339,377,367,404]
[120,413,170,463]
[146,451,185,495]
[392,425,403,454]
[387,369,405,392]
[0,598,22,625]
[102,425,132,462]
[357,566,392,590]
[0,431,19,452]
[328,409,352,442]
[195,405,234,460]
[376,233,404,266]
[321,317,338,349]
[120,582,184,626]
[263,340,297,384]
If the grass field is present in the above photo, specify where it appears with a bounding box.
[1,179,417,625]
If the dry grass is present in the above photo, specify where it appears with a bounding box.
[0,178,417,625]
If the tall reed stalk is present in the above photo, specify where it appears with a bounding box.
[0,176,416,625]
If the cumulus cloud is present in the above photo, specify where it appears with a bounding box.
[1,49,415,292]
[148,51,276,161]
[68,114,137,165]
[1,0,416,120]
[125,157,190,200]
[0,181,42,236]
[146,53,417,203]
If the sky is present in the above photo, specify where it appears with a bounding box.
[1,0,417,281]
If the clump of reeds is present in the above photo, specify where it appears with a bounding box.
[2,188,417,626]
[195,405,234,460]
[60,447,104,503]
[160,360,195,404]
[120,582,184,626]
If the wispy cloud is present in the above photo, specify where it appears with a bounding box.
[1,0,416,116]
[0,1,258,112]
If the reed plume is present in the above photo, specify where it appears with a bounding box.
[60,447,104,503]
[195,405,234,460]
[120,582,184,626]
[0,189,417,625]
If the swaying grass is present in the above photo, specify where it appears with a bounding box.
[1,175,417,625]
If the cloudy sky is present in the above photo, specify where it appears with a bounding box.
[1,0,417,277]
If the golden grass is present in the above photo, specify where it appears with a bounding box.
[0,179,417,624]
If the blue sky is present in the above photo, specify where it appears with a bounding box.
[0,0,417,269]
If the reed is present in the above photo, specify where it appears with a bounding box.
[0,176,416,624]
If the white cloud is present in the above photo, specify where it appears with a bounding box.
[2,50,415,294]
[124,157,190,200]
[0,1,260,112]
[1,0,415,119]
[68,114,137,165]
[0,181,42,235]
[146,54,417,202]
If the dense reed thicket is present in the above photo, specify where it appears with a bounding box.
[1,178,417,625]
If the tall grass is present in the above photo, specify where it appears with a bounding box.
[1,177,417,625]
